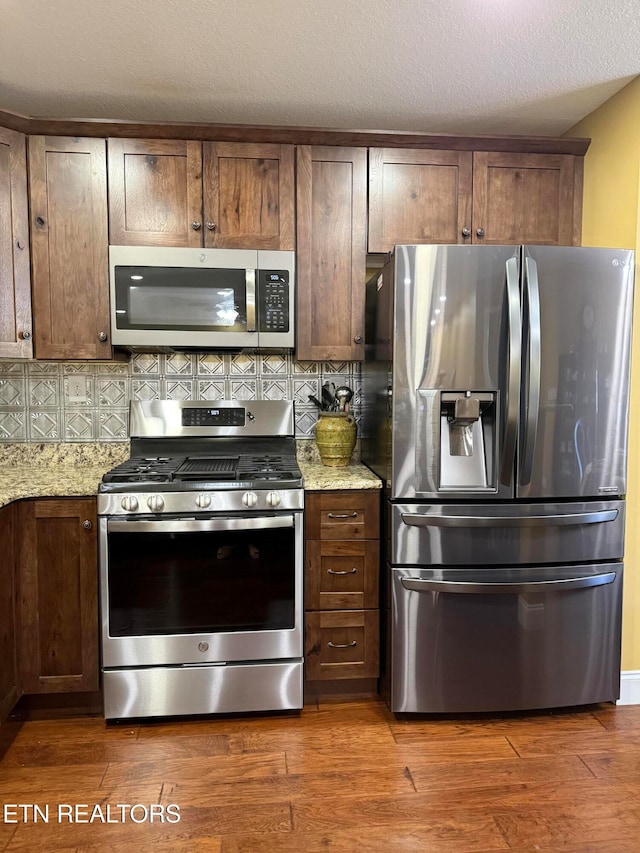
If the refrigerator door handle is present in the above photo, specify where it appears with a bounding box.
[400,509,618,528]
[400,573,616,594]
[521,256,542,485]
[501,256,522,486]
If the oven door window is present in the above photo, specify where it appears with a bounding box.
[114,266,250,332]
[107,521,295,636]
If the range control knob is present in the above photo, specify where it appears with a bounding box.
[266,491,281,508]
[242,491,258,508]
[147,494,165,512]
[120,495,139,512]
[195,493,212,509]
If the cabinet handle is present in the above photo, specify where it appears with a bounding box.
[354,335,362,344]
[327,567,357,575]
[82,519,92,530]
[191,220,202,231]
[327,512,358,519]
[35,216,46,227]
[476,228,485,238]
[328,641,357,649]
[19,330,31,340]
[206,221,217,231]
[97,331,108,342]
[461,227,471,237]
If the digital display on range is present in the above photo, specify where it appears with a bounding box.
[182,407,245,427]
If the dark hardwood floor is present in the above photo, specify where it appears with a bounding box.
[1,697,640,851]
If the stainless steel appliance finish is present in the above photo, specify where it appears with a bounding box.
[98,399,304,720]
[362,244,634,713]
[109,246,295,350]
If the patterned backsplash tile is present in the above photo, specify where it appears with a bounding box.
[0,353,361,442]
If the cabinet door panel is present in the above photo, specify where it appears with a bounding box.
[306,540,379,610]
[0,504,19,720]
[203,142,294,249]
[108,139,203,247]
[472,152,581,246]
[29,136,111,359]
[305,491,380,540]
[18,499,98,694]
[296,146,367,361]
[368,148,473,252]
[0,127,32,358]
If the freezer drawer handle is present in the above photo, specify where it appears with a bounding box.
[400,509,618,528]
[400,573,616,594]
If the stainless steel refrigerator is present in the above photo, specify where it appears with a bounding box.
[362,244,634,713]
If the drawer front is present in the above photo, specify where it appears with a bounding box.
[305,610,379,680]
[306,540,378,610]
[305,491,380,540]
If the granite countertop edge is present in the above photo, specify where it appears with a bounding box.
[0,446,382,509]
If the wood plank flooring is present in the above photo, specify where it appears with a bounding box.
[1,698,640,851]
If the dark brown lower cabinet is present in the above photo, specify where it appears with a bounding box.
[0,503,19,722]
[17,499,99,694]
[304,490,380,692]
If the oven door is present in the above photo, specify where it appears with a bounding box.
[99,512,303,668]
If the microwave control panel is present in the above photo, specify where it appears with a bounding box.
[258,271,290,332]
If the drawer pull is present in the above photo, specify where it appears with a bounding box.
[328,640,357,649]
[327,512,358,519]
[327,567,357,575]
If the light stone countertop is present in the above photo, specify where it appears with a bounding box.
[0,440,381,510]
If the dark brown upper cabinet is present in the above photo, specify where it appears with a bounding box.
[368,148,473,253]
[296,146,367,362]
[0,126,33,358]
[471,152,582,246]
[368,148,583,251]
[28,136,112,359]
[108,139,295,250]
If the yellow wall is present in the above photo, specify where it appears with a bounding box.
[568,76,640,670]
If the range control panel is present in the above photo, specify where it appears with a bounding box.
[181,407,245,427]
[258,270,290,332]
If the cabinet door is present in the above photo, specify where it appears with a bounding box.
[472,152,582,246]
[0,504,19,720]
[305,490,380,540]
[296,146,367,361]
[203,142,294,249]
[17,499,99,694]
[29,136,112,359]
[306,539,379,610]
[108,138,203,247]
[368,148,473,252]
[305,610,379,680]
[0,127,32,358]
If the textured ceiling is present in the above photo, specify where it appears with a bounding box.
[1,0,638,136]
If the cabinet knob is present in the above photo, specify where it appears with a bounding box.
[19,330,31,340]
[97,331,108,342]
[35,216,46,227]
[206,221,217,231]
[191,220,202,231]
[354,335,362,344]
[461,227,471,237]
[476,228,485,238]
[82,519,92,530]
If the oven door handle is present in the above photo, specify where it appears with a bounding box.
[106,515,295,533]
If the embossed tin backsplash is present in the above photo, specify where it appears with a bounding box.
[0,353,361,442]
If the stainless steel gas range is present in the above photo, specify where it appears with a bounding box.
[97,399,304,720]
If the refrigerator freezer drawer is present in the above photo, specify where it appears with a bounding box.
[392,500,625,566]
[391,563,622,713]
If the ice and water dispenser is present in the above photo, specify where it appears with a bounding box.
[415,388,498,494]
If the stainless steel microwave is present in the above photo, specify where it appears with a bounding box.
[109,246,295,350]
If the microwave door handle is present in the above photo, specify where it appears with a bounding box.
[246,269,256,332]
